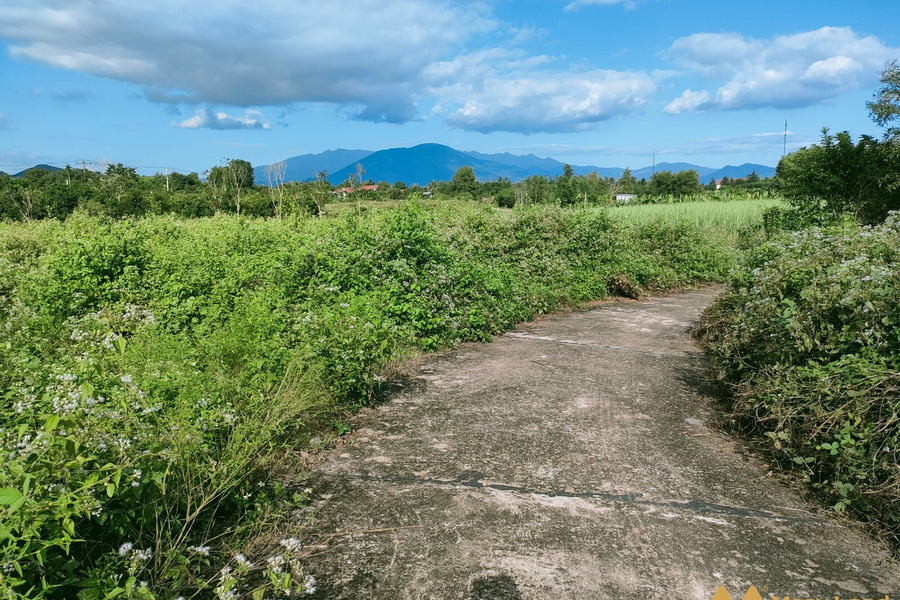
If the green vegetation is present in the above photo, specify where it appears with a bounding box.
[610,197,782,232]
[0,199,742,599]
[1,156,777,226]
[700,60,900,549]
[700,219,900,544]
[777,128,900,225]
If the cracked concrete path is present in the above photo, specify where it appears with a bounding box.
[294,288,899,599]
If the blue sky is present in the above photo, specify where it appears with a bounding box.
[1,0,898,176]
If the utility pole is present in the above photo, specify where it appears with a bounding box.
[165,167,170,192]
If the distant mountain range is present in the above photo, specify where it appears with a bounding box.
[253,144,775,186]
[4,164,64,178]
[4,149,774,185]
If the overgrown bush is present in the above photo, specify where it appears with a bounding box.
[0,199,737,598]
[777,129,900,225]
[700,214,900,545]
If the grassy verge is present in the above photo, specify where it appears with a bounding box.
[699,215,900,549]
[0,199,745,599]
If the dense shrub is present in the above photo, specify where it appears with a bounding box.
[700,214,900,544]
[0,199,736,598]
[777,130,900,225]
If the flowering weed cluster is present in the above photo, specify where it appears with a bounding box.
[701,213,900,545]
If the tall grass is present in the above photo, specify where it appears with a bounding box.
[610,197,783,232]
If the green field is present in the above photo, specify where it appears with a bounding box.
[610,197,784,231]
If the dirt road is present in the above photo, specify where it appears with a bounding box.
[295,288,898,599]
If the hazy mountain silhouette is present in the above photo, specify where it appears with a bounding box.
[254,144,775,185]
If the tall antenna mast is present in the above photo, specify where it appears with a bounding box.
[783,119,788,157]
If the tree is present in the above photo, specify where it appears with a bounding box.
[451,166,477,200]
[206,159,253,214]
[556,164,577,206]
[223,159,253,214]
[617,168,637,194]
[868,59,900,139]
[648,169,700,199]
[169,171,201,192]
[264,161,287,218]
[777,128,900,223]
[101,163,146,216]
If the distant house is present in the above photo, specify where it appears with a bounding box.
[332,184,379,198]
[615,193,635,203]
[715,179,724,190]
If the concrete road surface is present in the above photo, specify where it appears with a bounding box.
[293,288,899,600]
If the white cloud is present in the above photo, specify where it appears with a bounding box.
[0,0,496,124]
[664,89,712,114]
[666,27,897,113]
[0,0,658,133]
[177,108,271,130]
[426,50,656,133]
[445,70,655,133]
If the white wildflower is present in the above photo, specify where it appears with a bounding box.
[279,538,302,552]
[303,575,317,595]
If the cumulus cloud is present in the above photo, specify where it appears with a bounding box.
[426,50,656,133]
[665,27,897,114]
[0,0,661,133]
[445,70,655,133]
[177,108,270,130]
[0,0,495,124]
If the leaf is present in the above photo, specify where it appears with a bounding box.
[44,414,61,435]
[102,588,125,600]
[0,488,23,505]
[78,588,101,600]
[113,335,127,355]
[9,496,26,514]
[106,483,116,498]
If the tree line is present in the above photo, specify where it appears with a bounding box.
[0,156,779,222]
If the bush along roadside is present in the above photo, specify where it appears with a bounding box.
[699,213,900,548]
[0,199,737,599]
